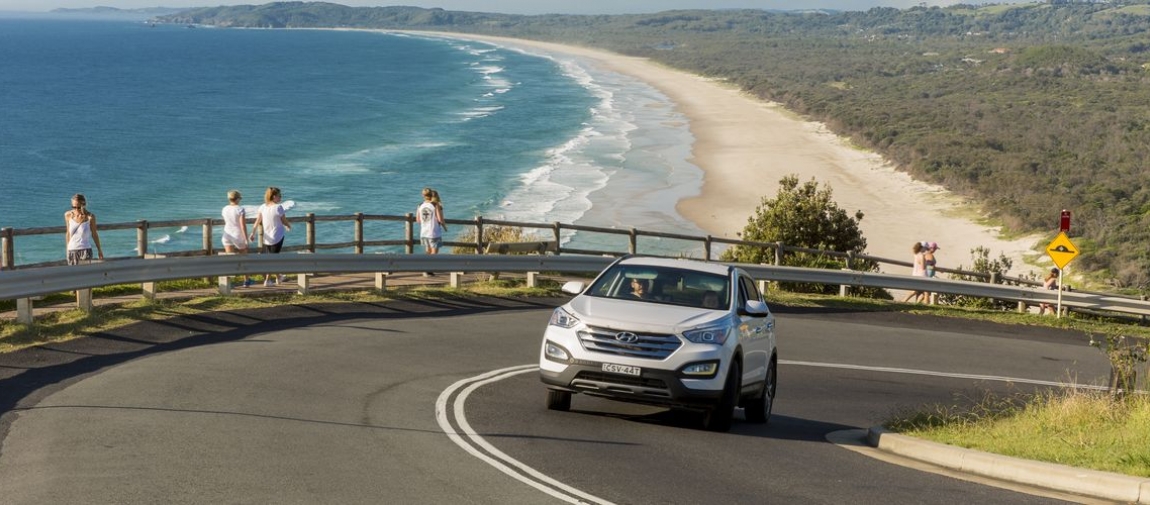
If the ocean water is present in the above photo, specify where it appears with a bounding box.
[0,17,704,265]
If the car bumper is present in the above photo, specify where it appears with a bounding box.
[540,361,725,410]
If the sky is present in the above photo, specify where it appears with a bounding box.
[0,1,976,15]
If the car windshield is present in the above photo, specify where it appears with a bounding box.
[585,264,730,309]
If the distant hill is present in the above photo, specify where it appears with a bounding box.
[155,2,1150,290]
[53,6,188,17]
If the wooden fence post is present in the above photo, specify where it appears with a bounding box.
[704,235,713,261]
[404,213,414,254]
[306,213,316,253]
[629,228,637,255]
[774,242,783,266]
[354,212,364,254]
[475,216,485,254]
[202,219,213,256]
[552,222,562,256]
[136,220,148,258]
[1,227,13,270]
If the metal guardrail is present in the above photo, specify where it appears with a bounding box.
[4,254,1149,318]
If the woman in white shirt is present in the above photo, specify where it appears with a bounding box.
[221,189,252,287]
[64,193,103,265]
[250,186,292,287]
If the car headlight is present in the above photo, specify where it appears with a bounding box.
[543,340,572,363]
[682,325,731,345]
[549,307,580,328]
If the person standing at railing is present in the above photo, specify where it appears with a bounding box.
[64,193,103,265]
[902,241,927,303]
[221,190,253,288]
[922,242,940,303]
[417,187,446,277]
[1038,267,1060,315]
[249,186,292,287]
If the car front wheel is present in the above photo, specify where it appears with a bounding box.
[702,361,740,432]
[745,356,776,424]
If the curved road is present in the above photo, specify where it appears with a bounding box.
[0,297,1111,504]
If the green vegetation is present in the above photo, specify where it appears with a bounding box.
[886,389,1150,478]
[158,1,1150,290]
[721,175,880,295]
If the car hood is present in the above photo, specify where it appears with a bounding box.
[568,296,725,333]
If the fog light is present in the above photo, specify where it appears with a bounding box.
[680,361,719,377]
[544,341,571,363]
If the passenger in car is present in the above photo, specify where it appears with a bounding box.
[702,290,720,309]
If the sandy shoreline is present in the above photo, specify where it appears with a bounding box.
[415,32,1046,275]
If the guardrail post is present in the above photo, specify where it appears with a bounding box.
[306,213,316,253]
[758,279,769,296]
[1,227,13,270]
[354,213,364,254]
[704,235,713,261]
[375,272,388,291]
[76,288,93,312]
[136,220,148,258]
[404,213,414,254]
[1017,301,1027,313]
[297,273,311,296]
[475,216,485,254]
[839,269,849,297]
[552,222,562,256]
[774,242,783,266]
[16,298,33,324]
[450,271,463,288]
[526,271,538,288]
[990,272,1001,284]
[142,281,157,301]
[846,251,855,270]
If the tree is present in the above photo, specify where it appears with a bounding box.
[721,175,879,294]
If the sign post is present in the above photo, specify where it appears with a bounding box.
[1045,231,1079,318]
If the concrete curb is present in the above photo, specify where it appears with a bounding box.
[867,426,1150,504]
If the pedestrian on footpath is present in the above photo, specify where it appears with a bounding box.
[64,193,103,265]
[250,186,291,287]
[221,189,252,287]
[417,187,446,276]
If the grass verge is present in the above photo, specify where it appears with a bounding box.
[886,388,1150,478]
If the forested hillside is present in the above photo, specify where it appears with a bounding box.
[158,1,1150,289]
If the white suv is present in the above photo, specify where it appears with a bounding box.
[539,256,777,431]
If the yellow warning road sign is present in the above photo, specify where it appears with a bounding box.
[1046,232,1079,270]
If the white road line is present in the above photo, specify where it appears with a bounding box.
[436,360,1104,504]
[435,365,615,505]
[780,360,1109,390]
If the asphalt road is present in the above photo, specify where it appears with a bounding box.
[0,297,1113,504]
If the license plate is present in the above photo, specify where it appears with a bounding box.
[602,363,641,376]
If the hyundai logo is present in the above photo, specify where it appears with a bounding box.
[615,332,640,343]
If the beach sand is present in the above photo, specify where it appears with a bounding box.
[430,33,1046,275]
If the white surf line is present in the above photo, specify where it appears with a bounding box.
[780,360,1110,391]
[435,365,615,505]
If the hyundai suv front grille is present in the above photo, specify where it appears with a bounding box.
[578,326,681,359]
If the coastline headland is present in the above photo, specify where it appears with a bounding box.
[416,31,1046,276]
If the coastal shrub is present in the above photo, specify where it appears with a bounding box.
[721,175,882,296]
[938,246,1018,310]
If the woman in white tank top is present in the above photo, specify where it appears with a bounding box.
[64,193,103,265]
[221,190,252,287]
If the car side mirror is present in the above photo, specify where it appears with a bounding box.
[739,300,770,317]
[561,281,585,295]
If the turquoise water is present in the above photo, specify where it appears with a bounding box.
[0,17,704,265]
